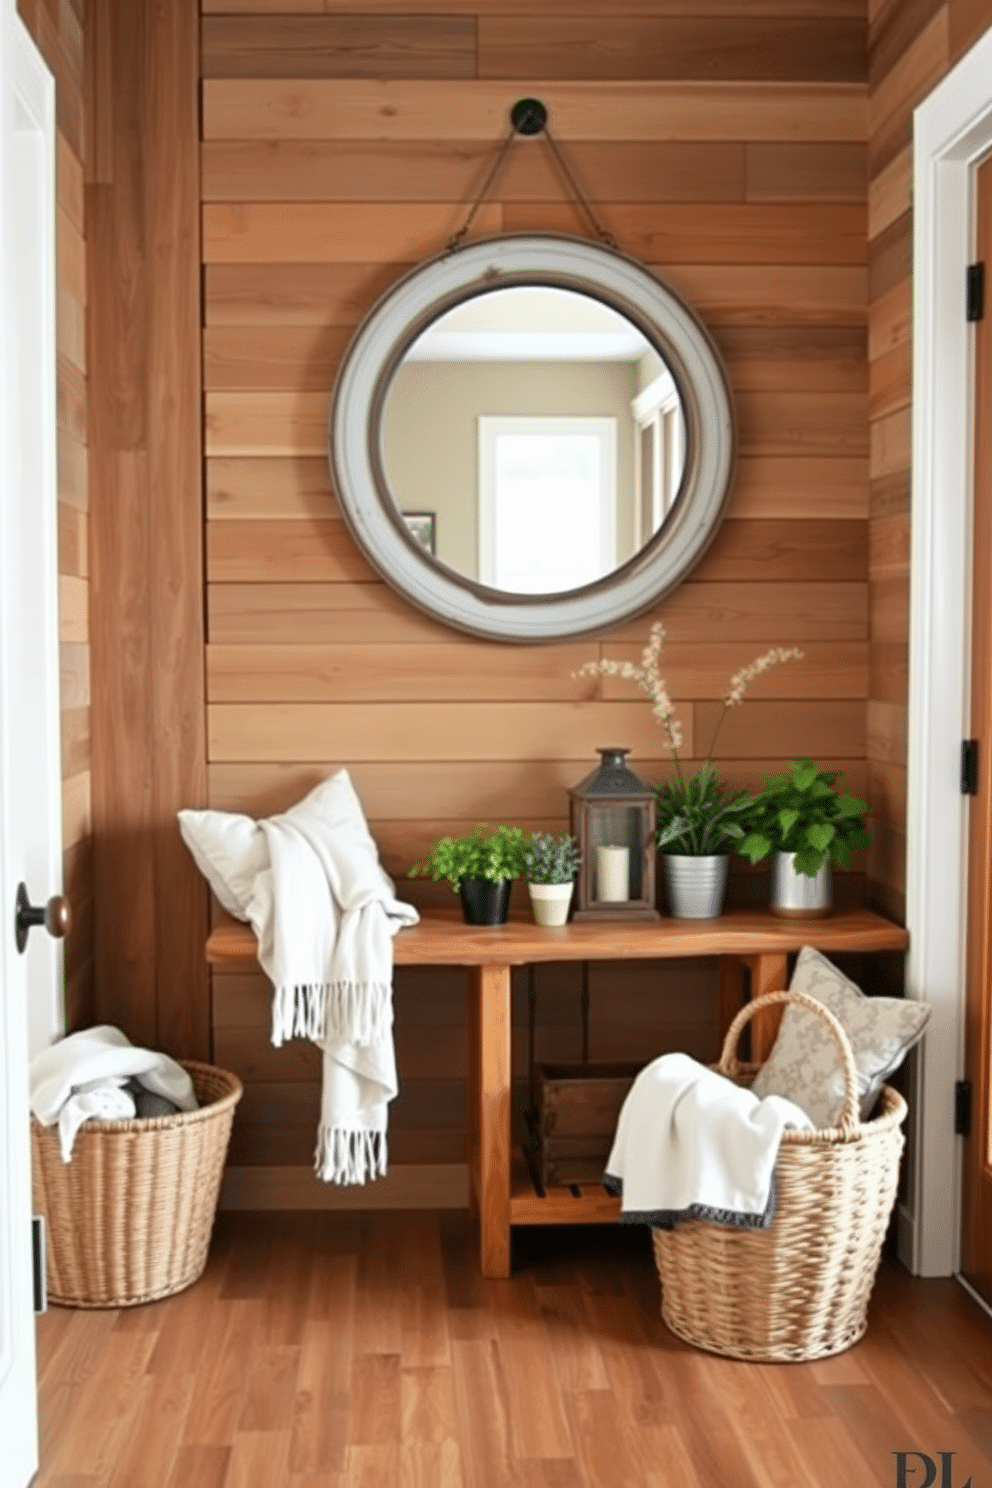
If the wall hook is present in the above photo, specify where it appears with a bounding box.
[510,98,548,136]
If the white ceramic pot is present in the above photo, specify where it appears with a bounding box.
[662,854,728,919]
[770,852,832,917]
[528,881,574,927]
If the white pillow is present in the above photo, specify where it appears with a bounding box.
[177,808,266,920]
[749,945,930,1129]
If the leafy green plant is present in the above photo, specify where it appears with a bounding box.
[738,760,872,876]
[524,831,582,885]
[408,824,527,890]
[653,763,753,856]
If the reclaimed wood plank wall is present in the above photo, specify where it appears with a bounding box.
[199,0,876,1200]
[62,0,992,1203]
[866,0,992,924]
[15,0,93,1032]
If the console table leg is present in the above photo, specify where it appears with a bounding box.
[470,962,512,1279]
[743,951,789,1062]
[717,957,747,1045]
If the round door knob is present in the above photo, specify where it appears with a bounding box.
[14,883,71,955]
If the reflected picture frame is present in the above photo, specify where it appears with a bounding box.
[402,510,436,556]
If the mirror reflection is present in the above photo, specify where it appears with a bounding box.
[380,286,687,596]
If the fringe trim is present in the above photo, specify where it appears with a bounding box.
[271,980,392,1048]
[314,1125,388,1184]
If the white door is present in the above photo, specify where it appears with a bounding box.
[0,6,63,1483]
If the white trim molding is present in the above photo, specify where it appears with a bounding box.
[906,22,992,1276]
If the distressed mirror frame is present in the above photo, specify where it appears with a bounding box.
[329,234,736,643]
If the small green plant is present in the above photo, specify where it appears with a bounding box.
[738,760,871,876]
[409,824,527,890]
[654,763,753,856]
[524,831,582,885]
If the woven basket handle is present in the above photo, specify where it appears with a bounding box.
[718,988,862,1138]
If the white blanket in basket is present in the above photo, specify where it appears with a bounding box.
[603,1052,814,1228]
[30,1025,198,1162]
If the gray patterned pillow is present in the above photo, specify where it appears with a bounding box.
[749,945,930,1129]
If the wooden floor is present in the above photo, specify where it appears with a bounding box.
[33,1211,992,1488]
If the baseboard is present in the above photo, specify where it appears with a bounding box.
[219,1162,469,1211]
[896,1199,916,1272]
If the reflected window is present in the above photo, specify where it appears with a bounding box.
[478,416,616,593]
[633,362,685,543]
[380,284,681,595]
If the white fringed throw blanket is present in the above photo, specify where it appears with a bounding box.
[603,1052,813,1228]
[179,771,419,1183]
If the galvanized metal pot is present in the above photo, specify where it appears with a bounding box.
[662,854,729,919]
[770,852,832,917]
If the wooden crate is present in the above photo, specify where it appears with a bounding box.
[528,1062,642,1189]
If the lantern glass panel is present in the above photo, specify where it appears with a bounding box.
[587,806,644,900]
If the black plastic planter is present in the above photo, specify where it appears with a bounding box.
[459,878,512,925]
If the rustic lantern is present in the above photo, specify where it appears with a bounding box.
[568,748,659,920]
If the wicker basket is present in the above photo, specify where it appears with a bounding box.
[651,988,907,1363]
[31,1059,243,1308]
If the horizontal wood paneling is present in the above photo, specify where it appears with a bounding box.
[202,200,867,266]
[202,322,870,396]
[868,8,948,174]
[202,14,477,78]
[691,519,867,581]
[202,78,868,142]
[503,202,868,264]
[206,516,374,579]
[206,756,869,826]
[204,259,870,329]
[476,16,866,83]
[206,640,867,704]
[57,285,86,373]
[59,576,88,645]
[202,201,504,263]
[207,700,695,764]
[746,141,867,202]
[199,10,874,1185]
[16,5,94,1029]
[949,0,992,57]
[202,139,752,204]
[864,0,992,915]
[207,579,870,644]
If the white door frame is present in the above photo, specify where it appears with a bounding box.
[906,21,992,1276]
[1,1,59,1479]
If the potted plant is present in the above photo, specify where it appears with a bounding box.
[409,824,527,925]
[652,763,753,917]
[737,760,872,916]
[576,624,804,918]
[524,831,582,926]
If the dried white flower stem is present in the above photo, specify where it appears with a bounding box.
[708,645,805,757]
[575,626,804,779]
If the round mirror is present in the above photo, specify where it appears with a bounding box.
[330,234,735,642]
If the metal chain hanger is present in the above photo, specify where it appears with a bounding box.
[447,98,619,253]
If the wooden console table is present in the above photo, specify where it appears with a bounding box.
[206,908,908,1279]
